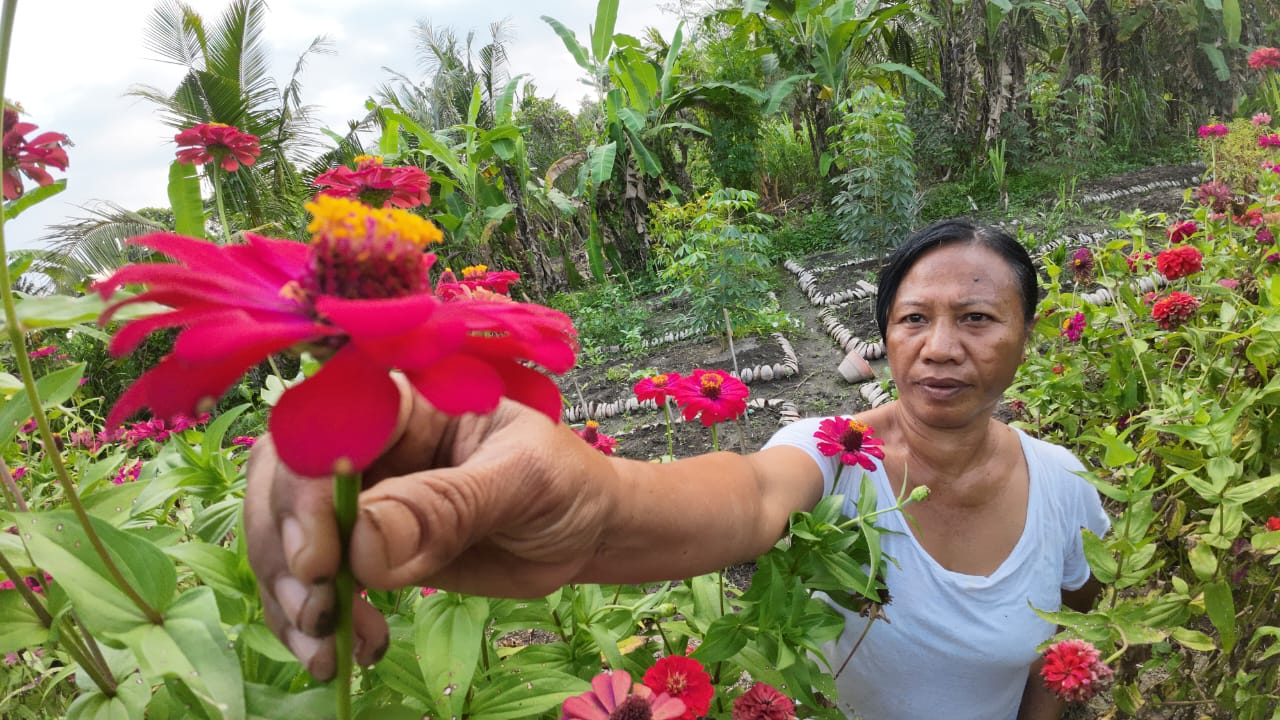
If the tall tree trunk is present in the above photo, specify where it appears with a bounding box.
[931,0,983,153]
[499,164,560,299]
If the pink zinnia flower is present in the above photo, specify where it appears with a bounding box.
[27,344,58,359]
[1248,47,1280,70]
[96,196,577,477]
[813,416,885,471]
[113,460,144,486]
[1125,251,1155,273]
[642,656,713,720]
[1060,312,1087,343]
[1166,220,1197,244]
[313,155,432,209]
[1151,292,1200,330]
[1266,516,1280,532]
[1218,279,1239,290]
[1259,134,1280,149]
[672,369,749,426]
[1156,245,1203,280]
[732,682,795,720]
[174,122,261,172]
[435,265,522,300]
[1258,228,1275,245]
[1197,123,1229,138]
[1068,247,1094,284]
[10,467,27,481]
[421,587,438,597]
[575,420,619,456]
[633,373,683,405]
[231,436,257,449]
[1,107,69,201]
[1267,253,1280,263]
[561,670,686,720]
[1040,639,1113,702]
[1253,112,1273,126]
[1196,180,1233,212]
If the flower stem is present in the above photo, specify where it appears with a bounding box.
[662,402,674,460]
[0,0,163,627]
[333,471,360,720]
[710,423,719,453]
[210,163,233,244]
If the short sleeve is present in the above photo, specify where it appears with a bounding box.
[762,417,837,496]
[1059,459,1112,591]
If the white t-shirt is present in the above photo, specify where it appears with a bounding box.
[763,417,1111,720]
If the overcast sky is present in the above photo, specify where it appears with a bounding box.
[4,0,675,250]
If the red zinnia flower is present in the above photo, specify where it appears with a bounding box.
[1060,312,1087,343]
[1156,245,1203,281]
[1151,292,1200,330]
[575,420,619,456]
[814,416,885,471]
[1196,180,1233,212]
[1040,639,1113,702]
[1166,220,1197,244]
[96,195,577,477]
[434,265,523,300]
[561,670,686,720]
[313,155,433,209]
[642,656,713,720]
[672,369,749,426]
[1265,516,1280,532]
[1125,251,1154,273]
[1248,47,1280,70]
[732,682,795,720]
[174,122,261,172]
[633,373,683,405]
[1197,123,1229,138]
[2,107,69,201]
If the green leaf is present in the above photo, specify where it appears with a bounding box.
[65,673,150,720]
[0,371,22,396]
[379,114,402,157]
[3,180,67,221]
[1204,581,1236,653]
[1222,473,1280,505]
[1081,530,1117,583]
[10,509,175,635]
[542,16,593,72]
[1188,541,1218,582]
[10,292,166,332]
[625,129,662,177]
[0,588,50,655]
[1170,626,1216,651]
[591,0,619,62]
[469,668,588,720]
[246,685,334,720]
[164,542,251,600]
[659,22,683,99]
[871,61,943,98]
[168,161,206,239]
[691,613,749,663]
[1198,42,1230,81]
[415,593,489,717]
[584,142,617,189]
[0,362,86,455]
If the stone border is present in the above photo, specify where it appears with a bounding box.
[1077,167,1203,205]
[859,380,894,408]
[783,258,880,307]
[562,332,800,423]
[818,304,886,361]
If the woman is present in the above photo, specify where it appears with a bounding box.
[245,219,1109,719]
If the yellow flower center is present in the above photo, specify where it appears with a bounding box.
[462,264,489,279]
[304,195,444,300]
[353,154,381,165]
[846,418,869,434]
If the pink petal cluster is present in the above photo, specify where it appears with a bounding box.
[1248,47,1280,70]
[1166,220,1197,244]
[575,420,619,456]
[174,122,261,172]
[2,106,69,201]
[633,373,683,405]
[1196,180,1233,212]
[642,656,713,720]
[1197,123,1229,138]
[671,369,749,426]
[1151,292,1200,330]
[813,416,885,470]
[1069,247,1094,283]
[1125,251,1155,273]
[1040,639,1113,702]
[1253,113,1273,126]
[1259,134,1280,149]
[1060,312,1087,343]
[1156,245,1203,281]
[0,573,53,594]
[561,670,686,720]
[313,155,432,209]
[435,265,522,300]
[1258,228,1276,246]
[27,344,59,359]
[113,460,144,485]
[732,683,795,720]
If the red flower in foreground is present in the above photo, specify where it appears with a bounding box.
[1248,47,1280,70]
[643,656,713,720]
[561,670,685,720]
[96,196,576,477]
[313,155,432,209]
[672,369,749,426]
[1040,639,1112,702]
[814,416,885,471]
[1265,516,1280,532]
[732,682,795,720]
[1166,220,1197,244]
[2,107,69,201]
[575,420,619,456]
[174,122,261,172]
[1156,245,1203,281]
[633,372,683,405]
[1151,292,1200,331]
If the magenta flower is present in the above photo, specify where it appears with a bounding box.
[1258,228,1275,245]
[1040,639,1113,702]
[633,373,683,405]
[671,370,749,426]
[575,420,619,456]
[174,122,261,172]
[1166,220,1197,244]
[813,416,885,470]
[1259,134,1280,149]
[2,106,69,201]
[313,155,432,209]
[1253,112,1273,126]
[96,196,577,477]
[1060,312,1087,343]
[435,265,523,300]
[1068,247,1094,284]
[1198,123,1229,138]
[1248,47,1280,70]
[561,670,686,720]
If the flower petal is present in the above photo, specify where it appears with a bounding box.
[270,347,401,476]
[171,312,326,362]
[406,355,503,416]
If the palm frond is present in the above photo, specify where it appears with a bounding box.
[142,0,206,68]
[33,202,170,293]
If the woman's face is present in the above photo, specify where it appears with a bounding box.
[885,242,1030,431]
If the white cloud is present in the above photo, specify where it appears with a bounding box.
[4,1,675,250]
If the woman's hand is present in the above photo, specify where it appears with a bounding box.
[244,393,617,680]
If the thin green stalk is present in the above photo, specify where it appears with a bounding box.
[210,163,233,244]
[0,0,162,627]
[662,402,674,460]
[333,471,360,720]
[710,423,718,453]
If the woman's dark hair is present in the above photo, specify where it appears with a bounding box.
[874,219,1038,339]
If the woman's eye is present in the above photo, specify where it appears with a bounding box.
[903,313,926,324]
[964,312,990,322]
